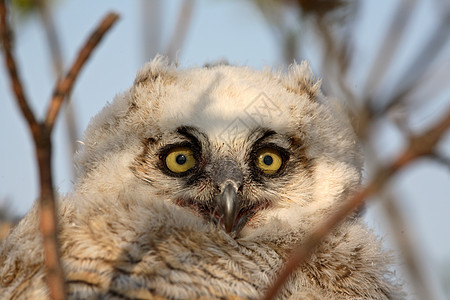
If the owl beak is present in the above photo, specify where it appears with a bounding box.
[217,182,240,234]
[212,159,244,235]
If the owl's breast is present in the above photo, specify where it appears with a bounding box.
[58,199,284,299]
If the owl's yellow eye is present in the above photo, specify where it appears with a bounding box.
[256,148,283,174]
[165,147,196,173]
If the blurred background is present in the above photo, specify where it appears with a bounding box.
[1,0,449,298]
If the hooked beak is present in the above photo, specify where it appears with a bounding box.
[211,158,244,235]
[176,158,266,237]
[216,181,241,234]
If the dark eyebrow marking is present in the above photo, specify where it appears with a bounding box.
[255,129,277,144]
[176,126,205,146]
[246,128,277,146]
[177,125,199,137]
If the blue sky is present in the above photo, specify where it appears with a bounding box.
[1,0,449,298]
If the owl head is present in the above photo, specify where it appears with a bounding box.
[74,56,362,239]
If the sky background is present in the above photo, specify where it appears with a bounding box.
[1,0,449,298]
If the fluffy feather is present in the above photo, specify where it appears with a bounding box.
[0,57,403,299]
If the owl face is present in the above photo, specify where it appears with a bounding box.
[131,124,312,236]
[75,57,363,238]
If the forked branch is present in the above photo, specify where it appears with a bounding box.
[45,12,119,132]
[0,2,119,299]
[0,0,38,137]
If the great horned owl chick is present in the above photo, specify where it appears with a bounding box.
[0,57,402,299]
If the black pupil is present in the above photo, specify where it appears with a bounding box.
[263,155,273,166]
[176,154,187,165]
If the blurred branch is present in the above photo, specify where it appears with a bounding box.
[253,0,300,64]
[1,0,38,136]
[36,0,79,176]
[140,0,161,61]
[35,0,63,74]
[255,1,450,299]
[262,107,450,300]
[294,1,361,115]
[378,10,450,115]
[1,1,66,298]
[314,18,356,102]
[166,0,194,62]
[381,191,436,300]
[1,1,119,298]
[295,0,349,18]
[430,152,450,170]
[362,0,417,99]
[45,12,119,131]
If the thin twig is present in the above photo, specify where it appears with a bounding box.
[0,0,39,137]
[1,3,120,298]
[1,1,65,298]
[261,108,450,300]
[378,10,450,115]
[310,16,360,116]
[40,11,119,298]
[166,0,195,62]
[36,0,79,177]
[253,1,301,64]
[430,152,450,170]
[362,0,417,98]
[45,12,119,131]
[35,0,64,74]
[381,191,436,300]
[140,0,162,61]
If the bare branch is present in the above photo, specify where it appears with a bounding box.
[362,0,417,97]
[1,1,65,298]
[0,0,38,137]
[45,12,119,131]
[379,10,450,115]
[2,4,120,298]
[381,192,436,300]
[261,107,450,300]
[38,11,119,299]
[430,151,450,170]
[36,0,64,75]
[36,124,66,300]
[36,0,79,177]
[315,19,356,103]
[140,0,162,61]
[166,0,195,62]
